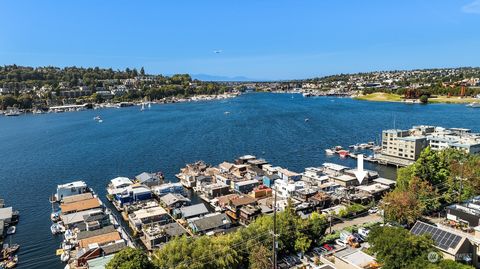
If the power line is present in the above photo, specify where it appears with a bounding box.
[167,230,272,269]
[176,236,272,269]
[272,185,278,269]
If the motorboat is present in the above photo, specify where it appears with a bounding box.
[93,116,101,121]
[62,242,74,251]
[466,102,480,108]
[4,255,18,269]
[60,251,70,263]
[325,149,335,155]
[338,150,349,158]
[51,211,61,222]
[4,110,21,116]
[51,223,66,235]
[1,244,20,257]
[64,229,75,241]
[302,92,312,97]
[6,226,15,235]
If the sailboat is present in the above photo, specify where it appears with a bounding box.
[141,103,145,111]
[148,103,151,109]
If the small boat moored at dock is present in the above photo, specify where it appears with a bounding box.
[1,244,20,258]
[6,226,15,235]
[60,251,70,263]
[51,211,61,222]
[2,255,18,269]
[338,150,349,158]
[51,223,66,235]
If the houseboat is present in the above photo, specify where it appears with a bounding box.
[51,180,90,203]
[49,182,129,265]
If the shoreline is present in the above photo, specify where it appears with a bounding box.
[354,92,479,105]
[0,92,240,116]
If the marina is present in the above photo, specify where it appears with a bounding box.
[101,153,396,258]
[0,92,241,117]
[48,182,131,269]
[41,150,397,267]
[0,197,20,269]
[326,125,480,167]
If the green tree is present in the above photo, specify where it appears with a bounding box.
[419,94,429,104]
[430,260,474,269]
[396,165,415,191]
[368,226,440,269]
[17,94,33,108]
[412,147,450,186]
[106,248,154,269]
[381,189,423,225]
[248,245,272,269]
[90,93,104,103]
[0,94,17,109]
[276,199,298,255]
[294,234,311,255]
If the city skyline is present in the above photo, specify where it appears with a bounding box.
[2,0,480,80]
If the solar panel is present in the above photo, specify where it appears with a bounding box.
[410,221,463,251]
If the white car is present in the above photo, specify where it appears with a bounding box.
[368,207,378,214]
[335,239,346,247]
[358,227,370,238]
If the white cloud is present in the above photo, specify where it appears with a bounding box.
[462,0,480,14]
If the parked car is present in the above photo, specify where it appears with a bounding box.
[313,247,327,255]
[291,255,301,265]
[323,244,333,251]
[335,239,346,247]
[358,227,370,238]
[283,257,294,267]
[368,207,378,214]
[283,256,301,267]
[353,233,365,242]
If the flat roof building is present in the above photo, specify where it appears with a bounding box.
[60,197,102,214]
[128,206,169,232]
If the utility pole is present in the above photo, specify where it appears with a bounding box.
[458,160,464,203]
[272,186,277,269]
[328,211,333,234]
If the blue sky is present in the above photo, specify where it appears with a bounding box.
[1,0,480,80]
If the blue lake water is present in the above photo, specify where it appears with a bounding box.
[1,92,479,268]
